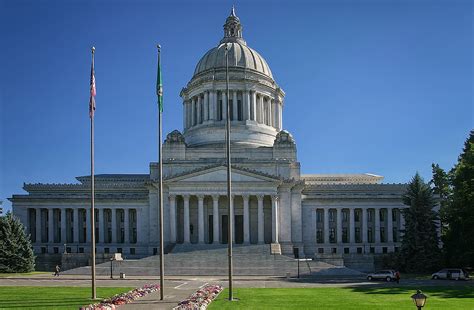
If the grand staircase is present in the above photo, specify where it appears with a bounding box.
[63,244,362,277]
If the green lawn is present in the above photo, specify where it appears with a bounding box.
[0,286,133,309]
[209,286,474,310]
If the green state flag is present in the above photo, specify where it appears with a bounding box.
[157,46,163,112]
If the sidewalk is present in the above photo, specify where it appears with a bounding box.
[120,281,206,310]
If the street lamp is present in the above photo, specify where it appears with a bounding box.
[411,290,427,310]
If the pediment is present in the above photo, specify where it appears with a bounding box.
[166,165,279,183]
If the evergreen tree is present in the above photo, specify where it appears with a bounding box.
[0,212,35,273]
[398,173,441,272]
[442,130,474,266]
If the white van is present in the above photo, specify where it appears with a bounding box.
[431,269,469,280]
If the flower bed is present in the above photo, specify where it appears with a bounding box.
[173,284,223,310]
[80,284,160,310]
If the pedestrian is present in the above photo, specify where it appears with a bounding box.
[54,265,61,277]
[395,270,400,284]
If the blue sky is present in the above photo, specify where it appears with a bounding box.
[0,0,472,212]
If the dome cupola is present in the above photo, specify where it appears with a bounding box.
[180,8,285,148]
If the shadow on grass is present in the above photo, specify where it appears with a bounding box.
[345,286,474,299]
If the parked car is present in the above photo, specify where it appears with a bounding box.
[367,270,397,282]
[431,269,470,280]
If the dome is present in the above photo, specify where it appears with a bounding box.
[192,7,273,79]
[193,42,273,79]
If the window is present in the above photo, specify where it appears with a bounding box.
[316,229,323,243]
[53,247,58,254]
[392,209,397,221]
[369,247,375,254]
[380,210,385,222]
[329,210,335,222]
[342,228,348,243]
[104,248,109,254]
[344,248,350,254]
[237,99,242,120]
[316,211,322,223]
[330,228,336,243]
[79,247,84,253]
[153,248,158,255]
[120,210,124,222]
[355,210,361,222]
[332,248,337,254]
[130,248,135,255]
[343,210,348,222]
[381,227,385,242]
[218,99,222,121]
[368,228,373,243]
[66,247,71,253]
[393,227,398,242]
[382,247,388,254]
[368,210,373,222]
[41,247,47,254]
[355,227,361,243]
[120,228,125,243]
[117,248,122,253]
[132,228,137,243]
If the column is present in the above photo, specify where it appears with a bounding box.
[48,208,54,243]
[209,91,215,120]
[197,95,202,124]
[85,207,91,243]
[212,195,219,244]
[243,194,250,244]
[36,208,42,243]
[61,208,67,243]
[197,195,204,243]
[169,195,177,243]
[191,97,196,126]
[183,195,190,243]
[374,208,381,243]
[323,208,329,244]
[232,91,238,121]
[111,208,117,243]
[387,208,393,243]
[272,100,277,128]
[99,208,105,243]
[271,195,279,243]
[203,91,209,121]
[251,91,257,121]
[336,208,342,243]
[221,92,227,120]
[182,101,186,129]
[362,208,368,243]
[259,95,264,124]
[278,102,283,129]
[349,208,355,244]
[243,90,250,120]
[124,208,130,243]
[73,208,79,243]
[268,98,273,126]
[257,195,264,244]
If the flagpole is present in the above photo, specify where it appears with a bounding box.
[157,44,165,301]
[225,43,233,301]
[90,46,97,300]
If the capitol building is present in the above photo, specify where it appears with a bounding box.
[10,9,407,267]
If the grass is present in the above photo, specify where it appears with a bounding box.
[209,286,474,309]
[0,286,133,309]
[0,272,49,278]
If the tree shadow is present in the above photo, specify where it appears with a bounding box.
[344,286,474,299]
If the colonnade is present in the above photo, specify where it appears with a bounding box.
[27,207,139,246]
[314,207,404,247]
[169,193,279,245]
[183,90,282,130]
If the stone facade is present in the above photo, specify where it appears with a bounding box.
[10,8,407,260]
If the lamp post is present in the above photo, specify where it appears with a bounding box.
[411,290,427,310]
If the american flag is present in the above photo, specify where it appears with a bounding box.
[89,55,96,118]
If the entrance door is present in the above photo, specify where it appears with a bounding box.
[221,215,228,244]
[208,215,213,243]
[235,215,243,244]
